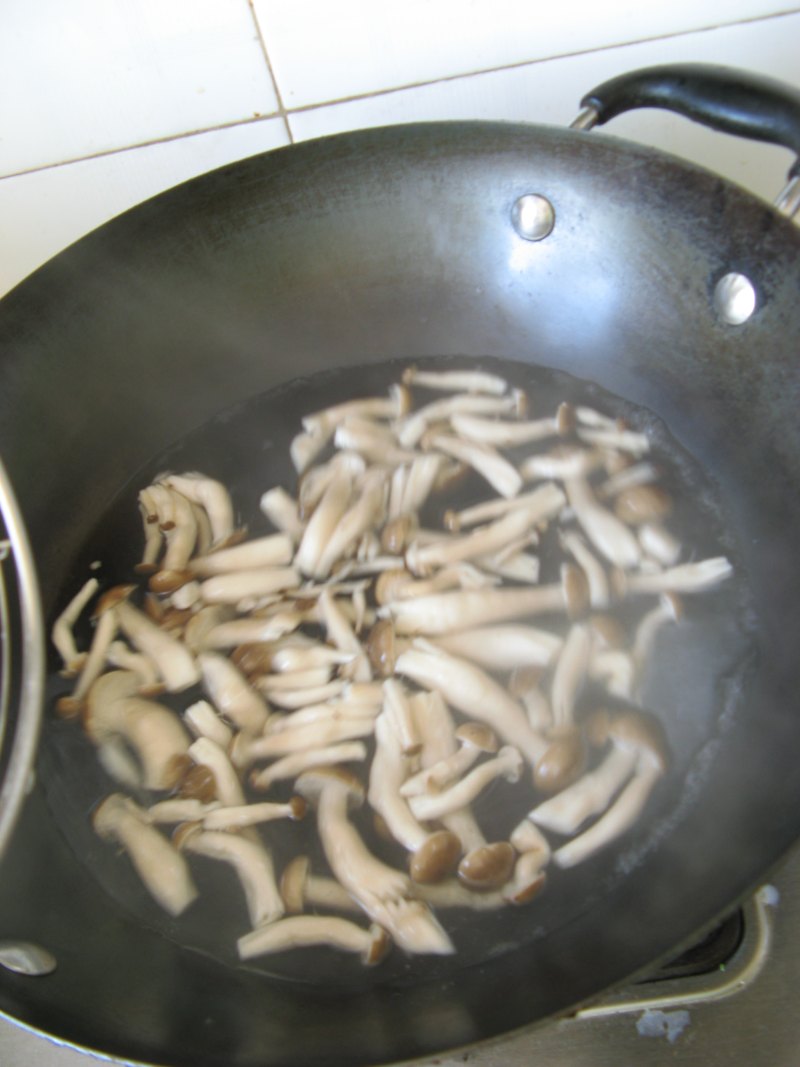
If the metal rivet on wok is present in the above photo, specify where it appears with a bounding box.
[511,194,555,242]
[714,272,757,325]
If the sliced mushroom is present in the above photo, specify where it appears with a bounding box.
[52,576,100,675]
[93,794,198,916]
[396,645,546,766]
[295,768,454,955]
[83,671,191,790]
[176,824,284,928]
[238,915,390,965]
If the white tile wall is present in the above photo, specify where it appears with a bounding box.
[0,0,798,301]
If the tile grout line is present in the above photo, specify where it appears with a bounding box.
[245,0,294,144]
[2,6,798,183]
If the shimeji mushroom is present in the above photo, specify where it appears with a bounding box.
[400,722,498,797]
[528,744,638,837]
[197,651,270,733]
[313,469,388,578]
[612,557,733,597]
[333,418,418,467]
[295,469,355,577]
[51,576,100,675]
[93,795,198,916]
[54,586,122,718]
[424,433,522,499]
[552,707,670,868]
[83,671,192,790]
[443,482,565,533]
[237,915,391,965]
[280,855,361,914]
[532,623,592,794]
[257,680,346,711]
[146,798,220,824]
[449,402,575,447]
[456,841,516,890]
[576,426,651,456]
[113,589,200,691]
[183,699,234,749]
[295,768,454,955]
[396,644,547,767]
[250,741,368,792]
[189,533,294,576]
[384,562,589,635]
[201,798,307,831]
[432,625,562,672]
[402,365,508,395]
[520,445,600,482]
[564,473,641,569]
[396,391,520,449]
[613,484,673,526]
[369,712,462,883]
[301,386,410,441]
[397,454,446,516]
[638,521,682,567]
[135,488,163,575]
[232,715,375,768]
[175,824,284,928]
[146,485,198,594]
[160,472,236,548]
[560,529,610,610]
[187,737,246,806]
[317,589,372,683]
[259,487,304,541]
[407,746,523,822]
[198,566,301,605]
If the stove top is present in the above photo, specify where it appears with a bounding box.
[1,843,798,1067]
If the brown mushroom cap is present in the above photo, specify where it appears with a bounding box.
[230,643,276,676]
[363,924,392,966]
[585,707,670,773]
[409,830,462,884]
[614,485,672,526]
[148,569,194,595]
[365,619,397,677]
[374,569,411,606]
[91,584,136,620]
[556,401,576,436]
[295,766,366,810]
[454,722,499,755]
[381,515,417,555]
[506,869,547,905]
[178,764,218,803]
[458,842,515,890]
[533,728,588,794]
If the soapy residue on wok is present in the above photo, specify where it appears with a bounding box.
[51,363,732,967]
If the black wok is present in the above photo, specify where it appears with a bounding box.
[0,64,799,1066]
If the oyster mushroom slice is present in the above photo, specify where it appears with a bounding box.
[177,826,284,928]
[396,645,546,766]
[161,473,235,548]
[408,747,523,821]
[369,713,461,883]
[93,795,198,916]
[250,741,368,792]
[402,366,508,395]
[189,533,294,576]
[295,768,454,955]
[52,576,100,674]
[564,474,641,569]
[426,434,522,499]
[237,916,390,966]
[115,595,200,691]
[197,651,270,733]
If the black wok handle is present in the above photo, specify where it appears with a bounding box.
[578,64,800,179]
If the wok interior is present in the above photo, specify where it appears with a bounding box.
[0,121,799,1065]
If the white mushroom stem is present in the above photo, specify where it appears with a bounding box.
[477,548,540,585]
[553,756,663,868]
[591,649,635,700]
[260,667,332,692]
[295,469,354,577]
[52,577,99,673]
[302,388,407,438]
[264,702,379,734]
[396,392,517,448]
[432,625,562,671]
[399,453,445,516]
[638,522,682,566]
[560,529,610,609]
[382,678,421,755]
[202,614,303,650]
[179,828,284,928]
[162,473,235,547]
[449,405,572,447]
[232,717,375,766]
[69,607,118,702]
[385,581,573,636]
[259,680,346,710]
[550,624,592,731]
[565,474,641,569]
[188,737,246,806]
[302,773,454,955]
[333,420,417,467]
[400,728,492,796]
[618,557,733,596]
[396,646,547,765]
[281,858,362,914]
[93,795,198,916]
[136,489,162,569]
[369,713,435,852]
[155,486,198,573]
[146,799,220,824]
[249,742,368,792]
[529,746,638,835]
[270,645,354,672]
[411,688,457,766]
[576,426,650,455]
[290,428,328,475]
[318,589,371,682]
[509,817,551,857]
[314,471,387,578]
[238,916,388,964]
[405,503,543,576]
[426,434,521,499]
[443,484,565,533]
[189,534,293,576]
[115,599,200,691]
[202,799,306,831]
[259,487,303,541]
[402,366,508,395]
[440,807,486,853]
[520,447,600,481]
[597,462,658,499]
[183,699,234,749]
[408,746,523,821]
[416,881,507,911]
[198,651,270,733]
[106,641,161,692]
[199,566,300,604]
[169,581,201,610]
[575,405,620,431]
